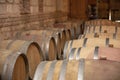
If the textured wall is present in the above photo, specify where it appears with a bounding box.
[0,0,69,40]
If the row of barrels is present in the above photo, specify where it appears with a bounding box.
[2,19,120,80]
[0,21,83,80]
[85,19,120,26]
[63,20,120,61]
[31,20,120,80]
[32,20,120,80]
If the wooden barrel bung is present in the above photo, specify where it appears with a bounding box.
[33,59,120,80]
[0,50,29,80]
[63,47,120,62]
[0,40,43,79]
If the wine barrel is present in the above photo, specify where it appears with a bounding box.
[84,25,120,34]
[85,19,115,26]
[58,22,75,39]
[65,29,72,41]
[54,23,72,40]
[64,38,120,55]
[78,33,120,40]
[15,30,57,60]
[0,40,43,79]
[0,49,29,80]
[44,27,67,54]
[61,21,81,39]
[20,29,61,59]
[33,59,120,80]
[63,47,120,62]
[39,27,67,55]
[41,27,68,54]
[71,21,83,38]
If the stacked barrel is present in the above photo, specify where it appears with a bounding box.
[63,19,120,60]
[0,19,120,80]
[0,20,83,80]
[33,20,120,80]
[33,19,120,80]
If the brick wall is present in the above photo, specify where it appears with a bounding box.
[0,0,69,40]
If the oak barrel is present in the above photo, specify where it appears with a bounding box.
[85,19,115,26]
[84,25,120,34]
[70,21,83,37]
[63,47,120,62]
[15,30,57,60]
[64,38,120,55]
[53,23,73,39]
[0,50,29,80]
[78,33,120,40]
[17,29,62,59]
[38,27,66,55]
[33,59,120,80]
[0,40,43,79]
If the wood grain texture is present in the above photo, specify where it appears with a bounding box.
[34,59,120,80]
[0,40,43,79]
[14,30,57,60]
[64,47,120,62]
[64,38,120,57]
[0,50,29,80]
[78,33,120,40]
